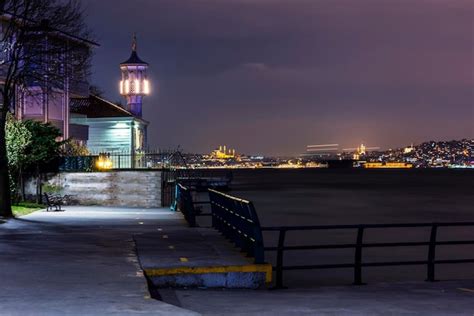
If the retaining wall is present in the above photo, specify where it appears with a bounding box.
[29,171,163,208]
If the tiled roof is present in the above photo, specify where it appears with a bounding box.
[70,95,135,118]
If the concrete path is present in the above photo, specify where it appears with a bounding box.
[3,206,474,315]
[135,226,271,289]
[172,280,474,315]
[0,206,198,316]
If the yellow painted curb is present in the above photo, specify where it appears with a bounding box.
[145,264,273,283]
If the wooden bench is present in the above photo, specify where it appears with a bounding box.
[43,193,68,212]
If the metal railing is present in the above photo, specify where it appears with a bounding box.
[174,184,211,227]
[60,150,192,171]
[208,189,265,264]
[60,156,96,171]
[173,187,474,288]
[162,169,178,207]
[262,223,474,288]
[61,152,171,171]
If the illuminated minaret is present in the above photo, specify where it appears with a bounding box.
[119,34,150,117]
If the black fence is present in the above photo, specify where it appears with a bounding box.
[262,223,474,288]
[209,189,265,264]
[174,184,211,227]
[173,185,265,263]
[60,156,96,171]
[162,169,185,207]
[61,152,173,171]
[172,187,474,288]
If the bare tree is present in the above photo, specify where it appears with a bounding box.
[0,0,94,217]
[89,84,105,97]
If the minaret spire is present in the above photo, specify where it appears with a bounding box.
[132,33,137,52]
[119,33,150,118]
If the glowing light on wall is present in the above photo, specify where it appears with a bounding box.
[114,122,129,128]
[119,80,124,94]
[143,79,150,95]
[96,154,113,170]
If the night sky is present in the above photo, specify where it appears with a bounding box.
[83,0,473,156]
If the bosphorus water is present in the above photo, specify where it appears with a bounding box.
[197,168,474,287]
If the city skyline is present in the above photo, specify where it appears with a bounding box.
[84,0,473,155]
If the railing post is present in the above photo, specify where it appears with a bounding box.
[426,223,438,282]
[353,226,365,285]
[248,202,265,264]
[170,184,178,212]
[186,189,197,227]
[275,229,287,289]
[209,192,217,229]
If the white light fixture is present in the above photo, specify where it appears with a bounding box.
[143,79,150,95]
[135,79,140,94]
[125,79,130,94]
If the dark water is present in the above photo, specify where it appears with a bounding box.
[197,169,474,287]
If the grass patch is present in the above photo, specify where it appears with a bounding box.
[12,202,44,217]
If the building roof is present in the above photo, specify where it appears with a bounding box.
[70,95,148,124]
[120,50,148,65]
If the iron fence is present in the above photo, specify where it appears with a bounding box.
[208,189,265,264]
[60,151,177,171]
[164,184,474,288]
[262,222,474,288]
[173,185,264,262]
[162,169,177,207]
[173,184,212,227]
[60,156,96,171]
[201,189,474,288]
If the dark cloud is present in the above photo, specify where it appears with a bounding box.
[83,0,473,155]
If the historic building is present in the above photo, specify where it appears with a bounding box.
[2,11,150,156]
[70,35,150,154]
[0,16,98,144]
[70,95,148,153]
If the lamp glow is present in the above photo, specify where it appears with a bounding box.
[119,80,123,94]
[96,154,113,170]
[119,35,150,118]
[135,79,140,94]
[125,79,130,94]
[143,79,150,95]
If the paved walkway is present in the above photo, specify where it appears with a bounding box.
[135,226,271,289]
[0,207,197,316]
[2,206,474,315]
[172,280,474,315]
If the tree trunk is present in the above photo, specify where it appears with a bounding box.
[0,116,13,217]
[19,166,25,202]
[36,164,42,204]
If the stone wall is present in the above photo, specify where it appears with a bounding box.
[36,171,162,208]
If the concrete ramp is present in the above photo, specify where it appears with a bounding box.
[134,227,272,289]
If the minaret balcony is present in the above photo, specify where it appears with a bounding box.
[119,79,150,96]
